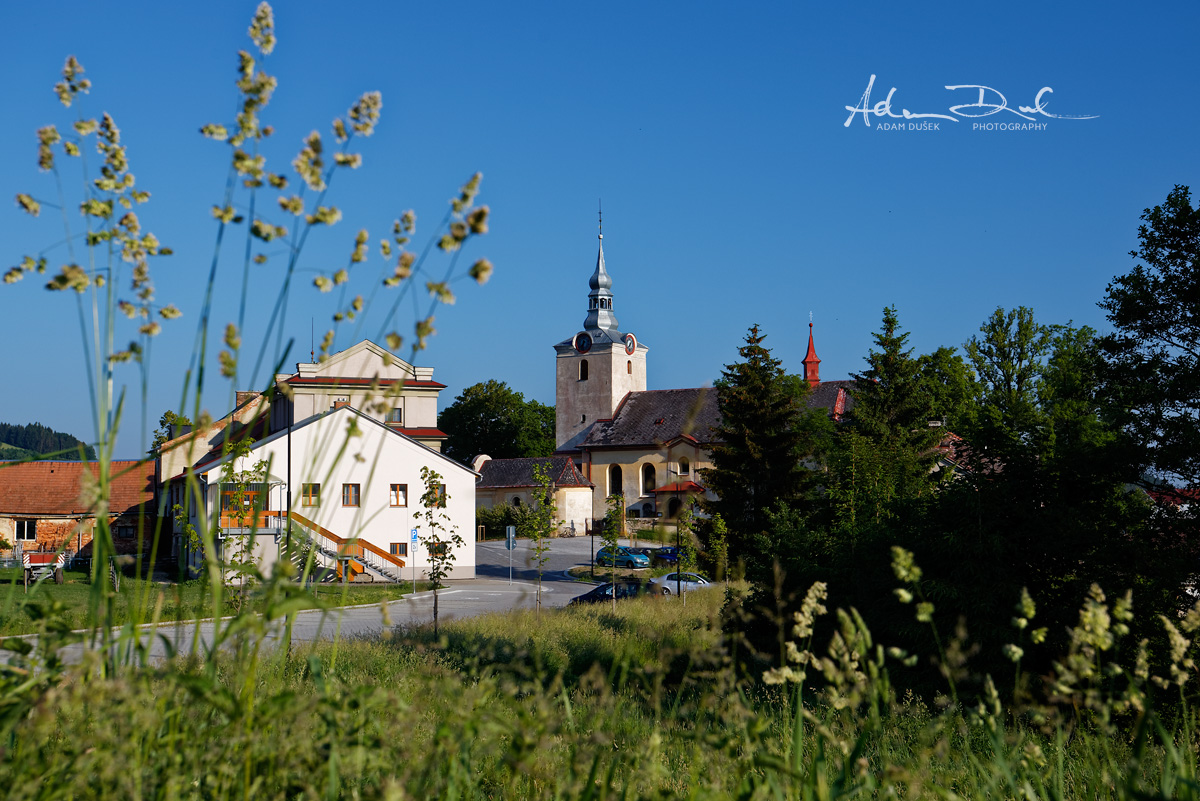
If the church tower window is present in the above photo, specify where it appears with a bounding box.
[579,359,588,381]
[627,360,632,374]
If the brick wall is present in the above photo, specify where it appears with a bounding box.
[0,514,160,555]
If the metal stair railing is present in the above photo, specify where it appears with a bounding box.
[284,532,338,583]
[287,511,406,583]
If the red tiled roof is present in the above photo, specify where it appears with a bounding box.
[0,460,156,516]
[285,376,446,389]
[389,427,448,438]
[1147,487,1198,507]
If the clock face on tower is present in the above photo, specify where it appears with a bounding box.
[624,333,637,355]
[573,332,593,354]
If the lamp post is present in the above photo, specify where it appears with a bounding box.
[674,491,682,598]
[590,519,595,579]
[675,512,681,598]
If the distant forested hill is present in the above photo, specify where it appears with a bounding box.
[0,422,96,460]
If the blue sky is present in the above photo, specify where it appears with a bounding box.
[2,1,1197,458]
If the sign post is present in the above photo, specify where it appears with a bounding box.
[410,527,419,594]
[506,525,516,584]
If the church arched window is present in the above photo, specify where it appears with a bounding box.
[579,359,588,381]
[627,360,632,375]
[641,463,656,495]
[678,457,690,476]
[511,496,522,507]
[609,465,623,498]
[668,498,682,518]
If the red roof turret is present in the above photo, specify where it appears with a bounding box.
[802,322,821,387]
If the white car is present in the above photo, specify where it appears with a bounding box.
[650,572,711,595]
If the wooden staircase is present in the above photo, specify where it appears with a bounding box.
[286,512,407,583]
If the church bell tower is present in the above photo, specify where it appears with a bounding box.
[553,225,648,452]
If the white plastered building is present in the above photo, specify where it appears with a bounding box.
[182,392,476,581]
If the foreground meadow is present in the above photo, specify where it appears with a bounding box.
[1,581,1198,800]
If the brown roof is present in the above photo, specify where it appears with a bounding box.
[0,460,156,516]
[579,381,853,451]
[476,456,593,489]
[582,388,721,450]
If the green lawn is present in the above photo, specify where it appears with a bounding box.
[0,568,430,636]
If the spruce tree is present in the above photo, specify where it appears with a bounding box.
[847,306,944,495]
[702,325,810,578]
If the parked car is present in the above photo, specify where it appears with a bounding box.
[595,546,651,569]
[651,546,680,566]
[649,572,711,595]
[569,581,664,606]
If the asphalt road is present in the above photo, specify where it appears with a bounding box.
[9,536,643,663]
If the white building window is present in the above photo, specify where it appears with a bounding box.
[15,519,36,541]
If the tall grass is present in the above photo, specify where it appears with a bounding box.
[2,584,1199,799]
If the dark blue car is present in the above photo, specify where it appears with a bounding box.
[652,546,680,566]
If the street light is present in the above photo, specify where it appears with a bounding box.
[676,510,681,598]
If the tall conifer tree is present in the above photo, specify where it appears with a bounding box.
[703,325,810,576]
[847,307,944,496]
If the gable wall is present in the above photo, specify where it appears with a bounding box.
[196,410,474,579]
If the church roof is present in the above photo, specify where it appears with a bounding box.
[807,380,855,419]
[579,380,855,452]
[581,388,720,449]
[476,456,593,489]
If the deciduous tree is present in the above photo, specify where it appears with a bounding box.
[420,466,464,638]
[1100,184,1200,490]
[527,462,556,617]
[965,306,1054,438]
[438,380,554,463]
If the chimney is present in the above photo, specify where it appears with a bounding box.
[235,391,258,408]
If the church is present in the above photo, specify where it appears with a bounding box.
[473,230,854,533]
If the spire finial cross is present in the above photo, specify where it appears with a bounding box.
[598,199,603,240]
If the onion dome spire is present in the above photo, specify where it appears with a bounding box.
[584,206,618,334]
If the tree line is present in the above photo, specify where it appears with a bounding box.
[0,422,96,460]
[702,185,1200,693]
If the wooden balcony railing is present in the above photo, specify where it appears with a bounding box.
[218,510,285,531]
